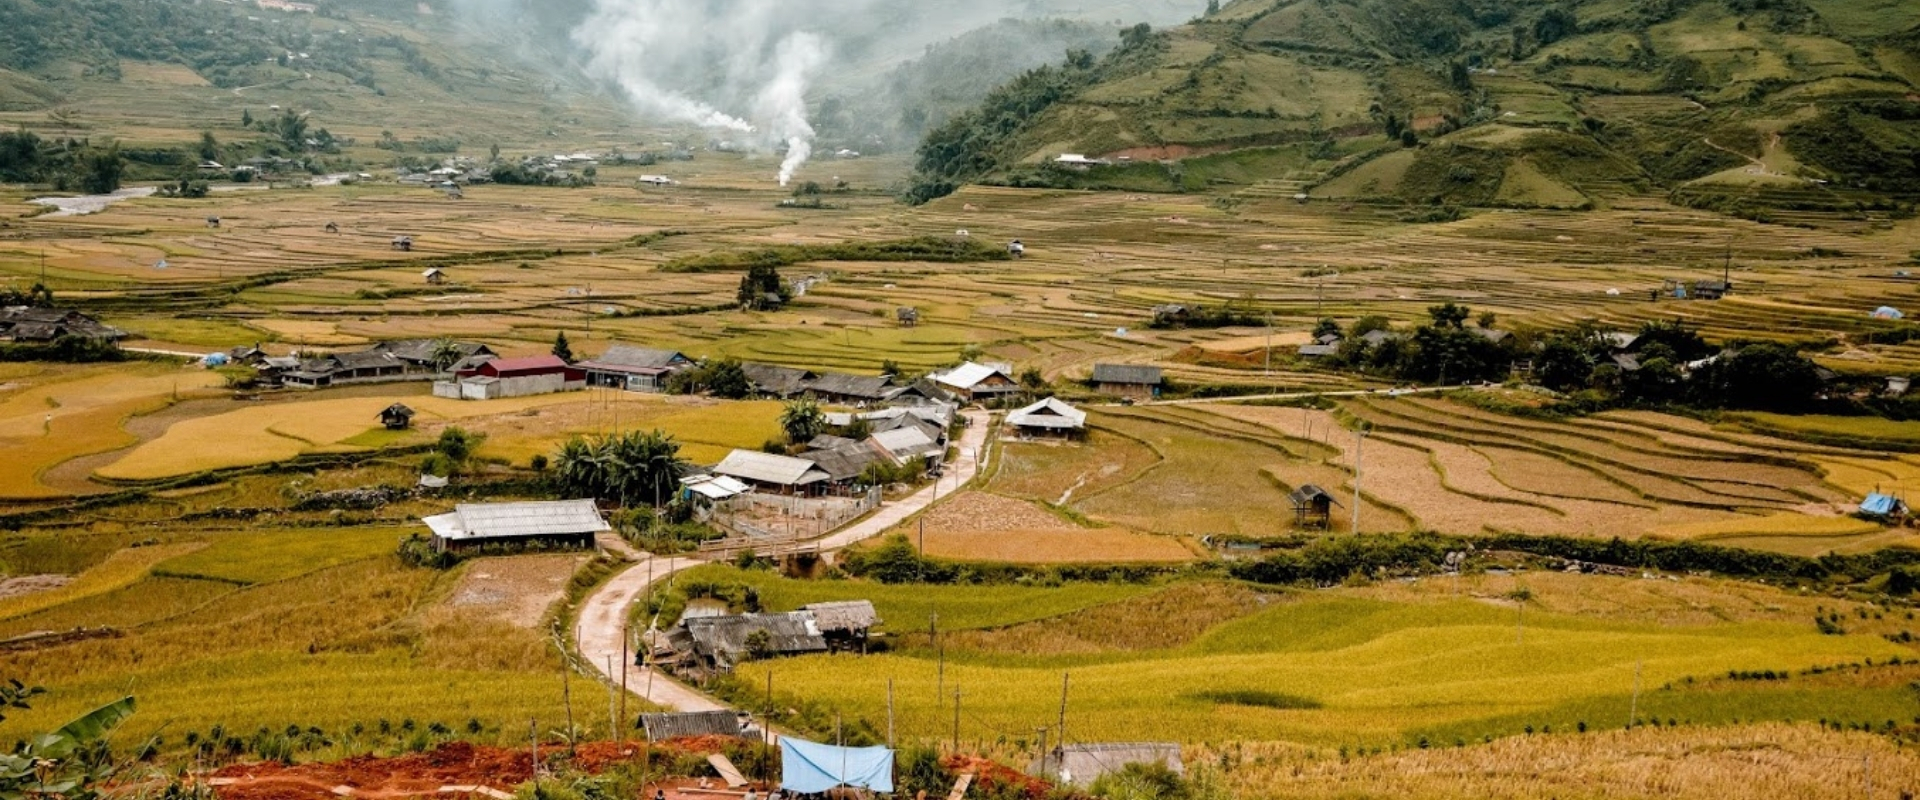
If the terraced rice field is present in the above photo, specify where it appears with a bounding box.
[1198,395,1911,547]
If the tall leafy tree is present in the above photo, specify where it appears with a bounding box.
[780,397,826,445]
[552,331,574,362]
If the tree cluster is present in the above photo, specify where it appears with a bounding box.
[551,429,687,508]
[737,264,790,311]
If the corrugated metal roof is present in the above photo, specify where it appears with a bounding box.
[1297,344,1339,358]
[640,711,743,742]
[426,500,611,542]
[803,600,879,632]
[1009,398,1087,430]
[869,428,943,459]
[1035,743,1183,787]
[1090,364,1163,385]
[482,355,573,375]
[681,612,827,668]
[801,444,884,482]
[714,450,831,486]
[591,345,689,369]
[932,362,1013,391]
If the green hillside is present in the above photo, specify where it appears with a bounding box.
[911,0,1920,212]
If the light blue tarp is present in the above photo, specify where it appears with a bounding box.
[1862,493,1901,515]
[779,737,893,793]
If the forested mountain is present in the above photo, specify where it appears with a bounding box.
[910,0,1920,213]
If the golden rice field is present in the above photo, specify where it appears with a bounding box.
[95,390,783,481]
[0,363,224,497]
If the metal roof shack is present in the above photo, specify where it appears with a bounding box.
[639,710,744,742]
[1008,398,1087,435]
[421,499,610,553]
[713,450,832,492]
[1033,743,1183,788]
[673,612,827,672]
[802,600,879,634]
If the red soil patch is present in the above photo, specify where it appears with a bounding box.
[208,739,753,800]
[941,755,1056,800]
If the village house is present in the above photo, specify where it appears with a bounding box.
[667,613,827,676]
[740,362,897,404]
[869,426,947,466]
[420,499,611,554]
[798,442,886,485]
[422,268,447,285]
[576,344,694,392]
[712,449,832,495]
[929,361,1020,403]
[1008,397,1087,438]
[881,378,958,407]
[1090,364,1164,401]
[282,350,408,389]
[436,355,585,400]
[371,339,496,374]
[742,363,817,398]
[664,600,878,676]
[0,307,127,344]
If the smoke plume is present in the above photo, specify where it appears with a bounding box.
[571,1,839,184]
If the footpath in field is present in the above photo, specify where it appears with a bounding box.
[575,410,992,712]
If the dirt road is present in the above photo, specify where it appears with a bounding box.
[814,408,993,551]
[575,554,724,714]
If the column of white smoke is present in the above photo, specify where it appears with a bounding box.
[761,32,829,186]
[574,0,755,133]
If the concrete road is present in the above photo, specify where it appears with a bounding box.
[815,408,993,551]
[575,554,725,713]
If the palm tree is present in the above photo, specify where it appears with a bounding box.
[428,338,464,373]
[780,397,826,445]
[553,436,602,499]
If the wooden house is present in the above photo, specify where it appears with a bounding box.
[1289,485,1341,529]
[1090,364,1164,400]
[378,403,415,430]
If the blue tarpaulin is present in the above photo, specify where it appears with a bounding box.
[1874,306,1906,320]
[779,737,893,793]
[1861,493,1902,516]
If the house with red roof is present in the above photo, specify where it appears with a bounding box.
[435,354,585,400]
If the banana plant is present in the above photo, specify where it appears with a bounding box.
[0,695,135,800]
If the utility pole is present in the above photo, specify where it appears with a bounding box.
[887,678,896,748]
[952,688,962,753]
[620,624,629,738]
[1629,660,1642,729]
[934,612,943,701]
[1351,429,1366,533]
[1057,672,1070,749]
[1264,312,1272,376]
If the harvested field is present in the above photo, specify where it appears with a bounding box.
[939,583,1279,656]
[915,491,1076,533]
[438,555,587,629]
[989,429,1161,505]
[1210,724,1920,800]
